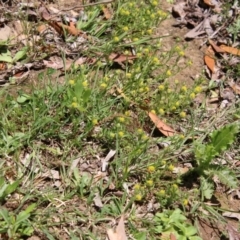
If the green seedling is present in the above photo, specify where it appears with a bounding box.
[153,209,202,240]
[0,203,36,239]
[193,124,239,199]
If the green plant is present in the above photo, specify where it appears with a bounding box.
[153,209,202,240]
[0,203,36,239]
[0,177,19,203]
[193,124,239,199]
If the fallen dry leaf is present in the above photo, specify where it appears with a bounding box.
[102,6,112,19]
[148,111,176,137]
[170,233,177,240]
[209,40,225,53]
[107,216,127,240]
[228,81,240,95]
[204,0,216,7]
[223,211,240,221]
[204,46,216,73]
[220,44,240,56]
[109,53,137,64]
[227,224,240,240]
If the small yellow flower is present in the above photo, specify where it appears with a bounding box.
[153,57,159,65]
[179,111,186,118]
[194,86,202,93]
[135,194,143,201]
[167,89,172,93]
[158,108,165,115]
[137,128,143,135]
[175,46,181,51]
[152,0,158,6]
[118,117,125,123]
[92,119,98,125]
[118,131,124,138]
[187,60,193,66]
[146,179,154,187]
[141,134,148,141]
[109,132,115,138]
[71,102,78,108]
[126,73,132,78]
[158,84,165,91]
[168,164,174,171]
[161,160,166,165]
[181,86,187,92]
[68,79,75,85]
[171,106,176,111]
[166,70,172,76]
[190,92,196,99]
[124,50,130,55]
[125,10,130,16]
[133,183,141,190]
[138,88,144,93]
[100,83,107,89]
[150,13,155,19]
[147,29,153,35]
[179,51,185,56]
[137,52,142,58]
[125,111,130,116]
[113,36,119,42]
[144,86,150,92]
[82,80,88,88]
[135,67,141,73]
[172,184,178,190]
[179,134,185,139]
[183,199,188,206]
[175,101,180,107]
[174,79,179,84]
[159,189,165,196]
[150,109,156,114]
[147,165,156,173]
[144,48,150,54]
[122,26,129,32]
[104,76,110,81]
[133,38,139,42]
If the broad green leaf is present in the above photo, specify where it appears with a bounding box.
[13,47,28,62]
[213,168,238,189]
[0,208,10,225]
[185,225,198,236]
[16,212,30,225]
[24,203,36,214]
[4,180,19,196]
[133,232,147,240]
[0,52,12,63]
[200,177,214,199]
[210,124,239,154]
[195,143,217,168]
[17,93,30,103]
[189,237,203,240]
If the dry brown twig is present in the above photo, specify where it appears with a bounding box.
[59,0,115,12]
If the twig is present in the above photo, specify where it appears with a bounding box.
[59,0,114,12]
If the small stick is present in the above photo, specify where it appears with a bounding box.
[59,0,114,12]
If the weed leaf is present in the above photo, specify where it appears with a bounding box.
[200,177,214,199]
[210,124,239,154]
[212,168,238,189]
[4,180,20,196]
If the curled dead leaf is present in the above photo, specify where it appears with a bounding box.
[148,111,176,137]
